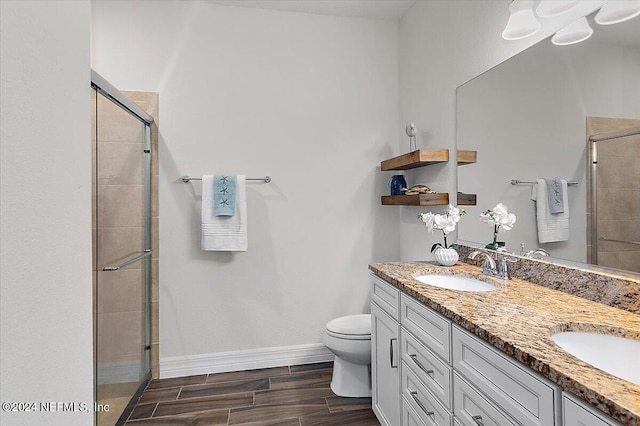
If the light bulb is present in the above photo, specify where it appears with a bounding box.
[595,1,640,25]
[552,16,593,45]
[536,0,581,18]
[502,0,542,40]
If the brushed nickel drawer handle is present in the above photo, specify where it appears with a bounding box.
[410,391,434,418]
[390,338,398,368]
[472,414,485,426]
[409,354,434,376]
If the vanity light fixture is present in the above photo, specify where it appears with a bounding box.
[551,16,593,45]
[594,0,640,25]
[536,0,581,18]
[502,0,542,40]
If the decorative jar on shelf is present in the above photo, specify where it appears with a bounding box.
[433,247,459,267]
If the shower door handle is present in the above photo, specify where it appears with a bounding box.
[598,237,640,246]
[103,250,152,271]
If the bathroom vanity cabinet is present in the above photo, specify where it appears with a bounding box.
[370,274,623,426]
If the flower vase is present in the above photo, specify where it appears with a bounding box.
[434,247,459,266]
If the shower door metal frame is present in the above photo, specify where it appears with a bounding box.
[91,69,154,425]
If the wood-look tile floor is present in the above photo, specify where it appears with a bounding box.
[125,362,380,425]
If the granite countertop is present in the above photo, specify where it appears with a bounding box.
[369,261,640,426]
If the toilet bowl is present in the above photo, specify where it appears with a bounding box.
[323,314,372,397]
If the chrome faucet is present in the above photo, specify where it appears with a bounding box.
[469,249,518,280]
[525,248,550,259]
[469,250,497,275]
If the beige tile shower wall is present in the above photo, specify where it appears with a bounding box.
[125,91,160,379]
[587,117,640,273]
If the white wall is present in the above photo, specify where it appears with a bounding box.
[398,0,606,261]
[92,1,400,374]
[0,1,93,425]
[458,41,640,261]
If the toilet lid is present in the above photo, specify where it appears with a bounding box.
[326,314,371,336]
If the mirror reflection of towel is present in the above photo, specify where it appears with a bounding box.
[545,178,564,214]
[532,179,569,243]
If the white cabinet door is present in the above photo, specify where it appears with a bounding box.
[372,302,401,426]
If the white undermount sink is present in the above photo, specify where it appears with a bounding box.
[551,331,640,386]
[413,274,497,292]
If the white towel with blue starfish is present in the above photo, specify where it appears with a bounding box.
[214,175,236,216]
[202,175,247,251]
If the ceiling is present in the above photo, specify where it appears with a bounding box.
[206,0,417,21]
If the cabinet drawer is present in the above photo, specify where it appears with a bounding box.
[563,393,621,426]
[403,397,428,426]
[401,328,452,410]
[371,274,400,321]
[453,372,517,426]
[452,325,560,426]
[401,294,451,363]
[403,362,452,426]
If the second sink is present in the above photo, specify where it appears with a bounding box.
[414,274,497,292]
[551,330,640,386]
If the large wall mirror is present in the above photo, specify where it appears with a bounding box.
[457,11,640,275]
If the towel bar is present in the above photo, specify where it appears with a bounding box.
[182,175,271,183]
[511,179,578,186]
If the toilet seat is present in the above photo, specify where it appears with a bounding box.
[326,314,371,340]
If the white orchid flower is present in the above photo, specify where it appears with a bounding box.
[447,204,461,221]
[500,213,517,231]
[481,203,516,231]
[434,214,457,234]
[420,212,436,233]
[493,203,509,217]
[479,211,496,226]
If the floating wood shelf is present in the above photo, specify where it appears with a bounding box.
[381,149,449,171]
[457,150,477,165]
[457,193,477,206]
[381,193,449,206]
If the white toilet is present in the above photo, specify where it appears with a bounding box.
[323,314,372,397]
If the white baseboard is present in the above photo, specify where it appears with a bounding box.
[160,343,334,379]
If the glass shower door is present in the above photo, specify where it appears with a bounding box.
[93,87,151,425]
[592,131,640,273]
